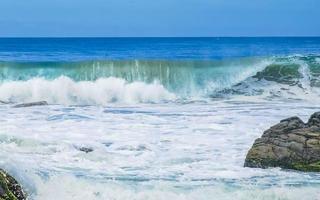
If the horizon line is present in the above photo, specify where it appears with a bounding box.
[0,36,320,39]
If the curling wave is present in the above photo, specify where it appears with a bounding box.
[213,55,320,101]
[0,55,319,104]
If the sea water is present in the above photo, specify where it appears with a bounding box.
[0,37,320,200]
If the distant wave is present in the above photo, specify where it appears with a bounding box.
[0,55,320,104]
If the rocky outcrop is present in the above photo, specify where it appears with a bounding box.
[244,112,320,171]
[0,169,26,200]
[13,101,48,108]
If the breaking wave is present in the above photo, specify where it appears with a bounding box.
[0,77,175,105]
[0,55,319,104]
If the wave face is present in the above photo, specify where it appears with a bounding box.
[0,55,319,104]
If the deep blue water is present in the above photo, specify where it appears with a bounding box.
[0,37,319,61]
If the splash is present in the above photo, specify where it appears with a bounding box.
[0,76,175,105]
[0,55,320,104]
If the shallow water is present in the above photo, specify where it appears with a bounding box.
[1,100,320,199]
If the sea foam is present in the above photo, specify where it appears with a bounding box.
[0,76,176,105]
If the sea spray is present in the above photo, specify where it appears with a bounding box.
[0,76,175,105]
[1,56,319,104]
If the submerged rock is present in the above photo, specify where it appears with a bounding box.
[245,112,320,172]
[0,169,26,200]
[13,101,48,108]
[0,100,10,104]
[78,147,94,153]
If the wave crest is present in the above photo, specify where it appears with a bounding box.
[0,76,176,105]
[1,55,320,104]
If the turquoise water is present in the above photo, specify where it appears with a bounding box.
[0,38,320,199]
[0,55,319,103]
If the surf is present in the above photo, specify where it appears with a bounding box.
[0,55,319,105]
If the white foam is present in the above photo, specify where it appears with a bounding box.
[32,175,320,200]
[1,100,320,199]
[0,76,176,105]
[297,60,312,91]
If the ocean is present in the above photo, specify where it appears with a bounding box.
[0,37,320,199]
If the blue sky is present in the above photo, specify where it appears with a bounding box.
[0,0,319,37]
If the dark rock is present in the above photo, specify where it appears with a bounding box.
[0,169,26,200]
[307,112,320,127]
[252,63,301,85]
[244,112,320,171]
[103,142,113,147]
[0,100,10,104]
[13,101,48,108]
[79,147,94,153]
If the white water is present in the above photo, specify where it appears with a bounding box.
[1,100,320,200]
[297,60,312,91]
[0,59,273,102]
[1,57,320,199]
[0,76,176,105]
[2,57,320,105]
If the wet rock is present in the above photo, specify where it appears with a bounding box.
[78,147,94,153]
[13,101,48,108]
[307,112,320,127]
[0,100,10,104]
[252,63,301,85]
[0,169,26,200]
[245,112,320,171]
[102,142,113,147]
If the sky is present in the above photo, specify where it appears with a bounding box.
[0,0,319,37]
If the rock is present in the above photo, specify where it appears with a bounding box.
[244,112,320,171]
[0,100,10,104]
[13,101,48,108]
[308,112,320,127]
[78,147,94,153]
[0,169,26,200]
